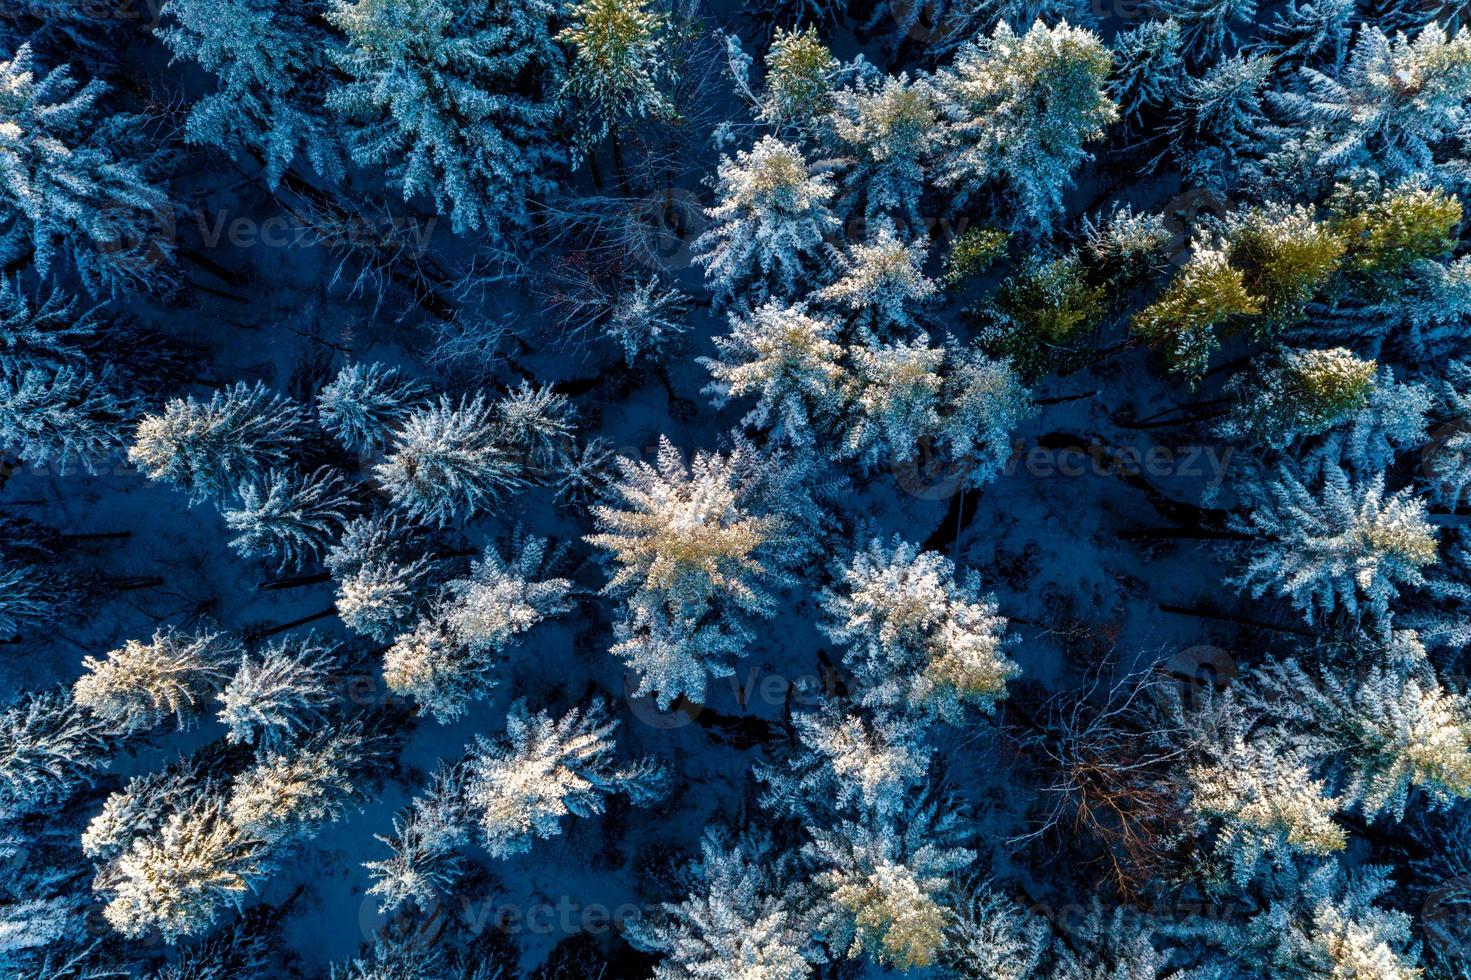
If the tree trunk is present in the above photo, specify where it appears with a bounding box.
[1157,603,1311,637]
[610,128,632,198]
[246,607,337,642]
[261,571,333,591]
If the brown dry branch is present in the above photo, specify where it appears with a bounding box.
[1010,669,1194,904]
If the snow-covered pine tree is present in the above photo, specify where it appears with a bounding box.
[759,707,931,817]
[0,366,134,475]
[866,0,1097,62]
[0,518,70,637]
[129,381,312,504]
[814,223,938,342]
[0,277,98,375]
[938,346,1031,489]
[0,44,173,294]
[1376,255,1471,353]
[1272,24,1471,185]
[216,632,341,751]
[365,763,468,910]
[373,395,525,526]
[156,0,342,187]
[0,897,78,972]
[1110,19,1185,126]
[73,626,237,735]
[1303,365,1430,479]
[826,73,938,227]
[325,512,436,640]
[1166,52,1272,189]
[749,451,841,556]
[82,752,215,865]
[149,907,281,980]
[326,0,563,240]
[493,380,576,473]
[461,698,666,858]
[820,536,1017,721]
[599,277,691,366]
[607,606,755,710]
[942,227,1010,286]
[224,467,355,571]
[1426,358,1471,505]
[930,20,1116,234]
[1229,464,1440,624]
[863,0,973,57]
[1260,0,1355,66]
[552,434,620,508]
[586,437,793,707]
[383,532,573,721]
[99,794,264,942]
[0,562,53,641]
[1051,903,1190,978]
[1151,0,1257,59]
[1004,248,1108,336]
[755,26,841,133]
[557,0,672,162]
[1217,201,1344,329]
[316,362,429,455]
[1131,245,1260,383]
[1210,861,1421,979]
[438,532,573,657]
[693,136,840,306]
[979,250,1106,380]
[1250,657,1471,821]
[1219,347,1378,448]
[227,724,383,844]
[1187,726,1345,884]
[1338,181,1462,286]
[627,828,819,979]
[840,336,944,469]
[804,802,974,970]
[0,687,112,821]
[1330,186,1469,348]
[326,933,462,980]
[941,878,1050,980]
[380,619,465,723]
[699,299,846,447]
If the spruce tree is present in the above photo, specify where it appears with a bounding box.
[930,20,1116,232]
[0,44,173,294]
[327,0,563,240]
[129,382,312,504]
[156,0,342,186]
